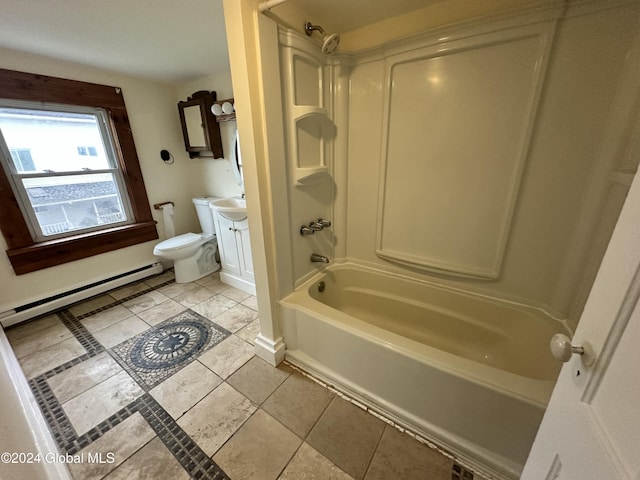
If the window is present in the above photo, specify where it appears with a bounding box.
[0,68,158,275]
[0,103,132,240]
[9,148,35,172]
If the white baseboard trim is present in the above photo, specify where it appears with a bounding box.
[220,271,256,296]
[254,334,286,366]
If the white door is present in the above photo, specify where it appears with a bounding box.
[521,150,640,477]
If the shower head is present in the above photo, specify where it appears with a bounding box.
[304,21,340,55]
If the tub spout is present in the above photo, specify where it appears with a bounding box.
[310,253,329,263]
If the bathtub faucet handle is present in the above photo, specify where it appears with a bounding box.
[300,225,315,235]
[309,221,324,231]
[317,218,332,228]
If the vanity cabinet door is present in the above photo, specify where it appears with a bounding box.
[215,214,241,276]
[235,218,254,282]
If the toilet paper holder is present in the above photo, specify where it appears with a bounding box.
[153,201,175,210]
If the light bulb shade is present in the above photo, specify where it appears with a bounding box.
[211,103,223,116]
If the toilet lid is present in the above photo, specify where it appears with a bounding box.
[155,232,203,252]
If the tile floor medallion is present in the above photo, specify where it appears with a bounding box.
[6,270,478,480]
[110,310,229,390]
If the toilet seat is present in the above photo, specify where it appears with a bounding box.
[154,232,204,253]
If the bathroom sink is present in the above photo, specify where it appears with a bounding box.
[211,197,247,221]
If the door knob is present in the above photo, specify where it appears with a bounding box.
[550,333,595,366]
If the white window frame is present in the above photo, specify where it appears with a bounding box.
[0,100,134,242]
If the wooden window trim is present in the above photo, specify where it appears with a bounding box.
[0,68,157,274]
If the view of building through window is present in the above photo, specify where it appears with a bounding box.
[0,105,131,239]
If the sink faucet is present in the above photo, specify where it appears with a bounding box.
[310,253,329,263]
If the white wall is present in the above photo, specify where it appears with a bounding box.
[345,3,640,323]
[0,47,199,313]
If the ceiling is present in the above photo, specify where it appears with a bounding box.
[0,0,230,84]
[0,0,439,84]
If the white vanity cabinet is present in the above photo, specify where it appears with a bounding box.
[214,212,255,295]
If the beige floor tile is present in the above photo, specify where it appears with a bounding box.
[194,271,220,286]
[236,319,261,344]
[241,295,259,311]
[263,372,334,438]
[8,315,73,359]
[213,409,301,480]
[80,305,134,333]
[173,285,217,308]
[211,304,258,332]
[63,371,144,435]
[150,361,222,419]
[157,281,199,298]
[364,426,453,480]
[143,269,175,287]
[121,290,170,314]
[92,316,150,349]
[177,382,256,456]
[108,281,152,300]
[19,336,86,379]
[69,295,116,317]
[67,412,156,480]
[48,352,123,403]
[103,437,189,480]
[279,442,354,480]
[200,276,231,294]
[227,356,290,405]
[190,294,236,321]
[307,397,386,480]
[6,313,61,343]
[220,286,251,303]
[136,299,186,326]
[198,335,254,379]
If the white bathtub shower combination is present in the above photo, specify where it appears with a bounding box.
[281,263,566,479]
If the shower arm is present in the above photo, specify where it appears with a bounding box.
[304,22,325,36]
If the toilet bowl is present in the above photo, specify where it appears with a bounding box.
[153,197,221,283]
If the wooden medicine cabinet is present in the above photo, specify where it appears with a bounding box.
[178,90,223,158]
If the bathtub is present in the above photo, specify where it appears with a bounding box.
[0,330,71,480]
[280,263,566,480]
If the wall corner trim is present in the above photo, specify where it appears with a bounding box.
[254,334,286,366]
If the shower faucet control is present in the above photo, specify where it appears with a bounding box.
[299,218,332,235]
[309,222,324,231]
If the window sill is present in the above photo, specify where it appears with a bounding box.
[6,222,158,275]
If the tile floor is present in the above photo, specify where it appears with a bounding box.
[5,269,475,480]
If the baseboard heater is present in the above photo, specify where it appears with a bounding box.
[0,262,164,328]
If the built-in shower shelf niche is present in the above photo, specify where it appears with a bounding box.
[280,27,333,187]
[376,20,556,279]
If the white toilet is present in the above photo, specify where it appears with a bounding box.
[153,197,220,283]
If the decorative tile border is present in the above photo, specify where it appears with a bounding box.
[73,277,175,321]
[452,463,475,479]
[23,274,231,479]
[56,310,104,355]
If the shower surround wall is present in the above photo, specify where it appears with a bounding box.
[234,0,640,477]
[344,3,640,326]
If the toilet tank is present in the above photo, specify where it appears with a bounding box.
[192,197,219,235]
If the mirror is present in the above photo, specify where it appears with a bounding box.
[183,104,206,147]
[231,129,243,185]
[177,91,223,158]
